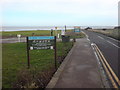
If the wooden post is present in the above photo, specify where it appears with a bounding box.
[26,37,30,69]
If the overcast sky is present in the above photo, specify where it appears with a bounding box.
[1,0,119,26]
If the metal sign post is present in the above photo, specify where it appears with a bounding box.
[26,36,57,69]
[51,29,53,36]
[65,25,66,32]
[55,27,57,36]
[54,36,57,70]
[26,37,30,69]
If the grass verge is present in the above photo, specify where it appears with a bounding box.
[2,42,73,88]
[65,31,85,39]
[1,30,68,38]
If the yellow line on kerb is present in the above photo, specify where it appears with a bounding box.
[93,44,119,88]
[95,45,120,86]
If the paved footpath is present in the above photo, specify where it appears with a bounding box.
[47,38,105,88]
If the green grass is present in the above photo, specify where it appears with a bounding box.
[1,29,85,39]
[2,42,73,88]
[2,30,49,37]
[1,30,63,38]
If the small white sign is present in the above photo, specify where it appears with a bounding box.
[17,34,21,42]
[17,34,21,38]
[61,30,65,35]
[57,33,60,38]
[30,47,33,50]
[50,46,53,49]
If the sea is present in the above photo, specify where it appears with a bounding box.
[1,26,115,32]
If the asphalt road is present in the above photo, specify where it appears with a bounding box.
[83,30,120,80]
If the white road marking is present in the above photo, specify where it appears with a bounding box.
[82,31,120,48]
[91,43,101,65]
[87,38,90,41]
[81,31,90,41]
[97,35,120,48]
[98,36,104,40]
[107,40,120,48]
[107,36,120,43]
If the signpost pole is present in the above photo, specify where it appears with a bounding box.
[26,37,30,69]
[54,36,57,70]
[55,27,57,36]
[51,29,53,36]
[65,25,66,32]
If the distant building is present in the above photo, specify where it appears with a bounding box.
[114,26,120,29]
[85,27,92,30]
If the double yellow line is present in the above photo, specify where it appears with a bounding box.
[92,43,120,88]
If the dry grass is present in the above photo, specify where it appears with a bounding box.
[88,29,120,40]
[13,67,55,88]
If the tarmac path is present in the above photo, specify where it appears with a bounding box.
[0,37,26,43]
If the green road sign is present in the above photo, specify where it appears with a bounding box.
[26,36,57,69]
[28,36,55,50]
[74,26,81,32]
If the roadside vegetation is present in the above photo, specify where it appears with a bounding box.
[69,32,85,39]
[65,30,85,39]
[2,30,85,88]
[88,29,120,41]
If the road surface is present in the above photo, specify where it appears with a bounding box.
[83,30,120,80]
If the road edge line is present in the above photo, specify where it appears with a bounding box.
[81,31,90,41]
